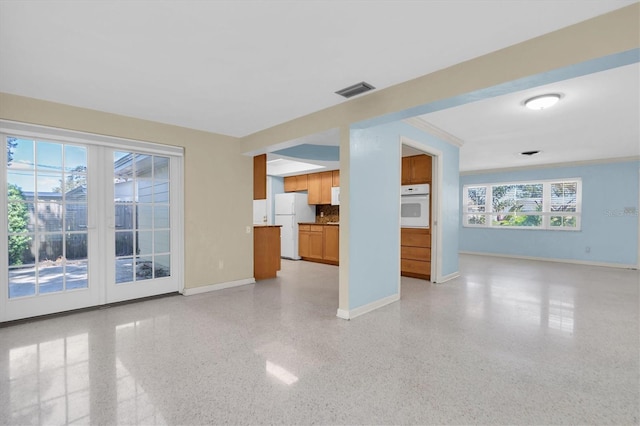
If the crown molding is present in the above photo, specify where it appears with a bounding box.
[460,156,640,175]
[403,117,464,147]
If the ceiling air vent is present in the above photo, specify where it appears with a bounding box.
[335,81,375,98]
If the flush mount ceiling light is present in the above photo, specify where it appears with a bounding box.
[335,81,375,98]
[524,94,561,110]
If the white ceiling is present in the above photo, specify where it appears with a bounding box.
[0,0,638,170]
[420,62,640,172]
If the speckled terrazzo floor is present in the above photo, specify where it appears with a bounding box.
[1,254,638,425]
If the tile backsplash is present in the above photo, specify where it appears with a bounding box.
[316,205,339,223]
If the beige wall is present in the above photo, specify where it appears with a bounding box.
[0,93,254,290]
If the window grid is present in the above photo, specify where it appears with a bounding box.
[7,138,88,298]
[463,178,582,230]
[114,152,171,284]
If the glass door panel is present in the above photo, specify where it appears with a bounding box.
[2,131,182,321]
[108,150,175,303]
[3,136,98,321]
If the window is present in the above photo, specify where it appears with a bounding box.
[464,178,581,230]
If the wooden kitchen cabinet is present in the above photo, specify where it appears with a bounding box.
[254,225,281,280]
[284,171,337,196]
[298,226,310,258]
[284,174,308,192]
[253,154,267,200]
[401,154,432,185]
[299,224,324,260]
[307,171,332,204]
[299,224,339,265]
[400,227,431,279]
[332,170,340,187]
[323,225,339,263]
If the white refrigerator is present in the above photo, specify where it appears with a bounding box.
[274,193,316,259]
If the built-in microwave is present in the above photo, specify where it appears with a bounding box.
[400,184,429,228]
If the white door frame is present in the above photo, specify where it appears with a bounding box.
[400,136,444,283]
[0,120,184,322]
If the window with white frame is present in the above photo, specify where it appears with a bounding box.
[463,178,581,230]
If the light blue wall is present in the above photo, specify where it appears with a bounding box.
[460,161,640,266]
[348,126,401,309]
[347,121,460,310]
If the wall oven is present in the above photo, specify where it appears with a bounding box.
[401,184,430,228]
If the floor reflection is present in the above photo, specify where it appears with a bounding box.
[5,318,169,425]
[9,334,90,425]
[465,278,576,335]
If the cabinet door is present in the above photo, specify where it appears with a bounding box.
[320,171,333,204]
[323,226,339,262]
[307,173,322,204]
[284,176,297,192]
[295,174,308,191]
[253,154,267,199]
[309,231,323,259]
[411,155,432,184]
[401,157,412,185]
[332,170,340,187]
[299,231,310,257]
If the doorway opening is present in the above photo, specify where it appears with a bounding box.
[400,137,443,285]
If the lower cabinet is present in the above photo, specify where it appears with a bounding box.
[323,225,339,263]
[299,224,339,265]
[254,226,281,280]
[401,227,430,279]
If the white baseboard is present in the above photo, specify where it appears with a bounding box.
[336,309,350,320]
[434,271,460,283]
[459,251,638,270]
[336,293,400,320]
[182,278,256,296]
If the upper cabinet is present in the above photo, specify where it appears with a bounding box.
[308,171,332,204]
[253,154,267,200]
[284,170,339,204]
[284,174,308,192]
[332,170,340,187]
[401,154,432,185]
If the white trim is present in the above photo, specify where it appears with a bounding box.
[403,117,464,147]
[336,309,350,320]
[433,271,460,283]
[0,135,7,321]
[182,278,256,296]
[2,126,185,321]
[0,119,183,156]
[459,251,638,270]
[336,293,400,320]
[460,156,640,175]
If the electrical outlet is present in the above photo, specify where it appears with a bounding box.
[246,226,251,234]
[585,246,591,253]
[218,260,224,269]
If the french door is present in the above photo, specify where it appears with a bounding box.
[1,124,183,322]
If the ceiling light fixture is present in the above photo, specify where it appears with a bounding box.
[524,94,561,110]
[335,81,375,98]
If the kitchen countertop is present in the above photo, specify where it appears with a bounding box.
[299,222,339,226]
[253,224,282,227]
